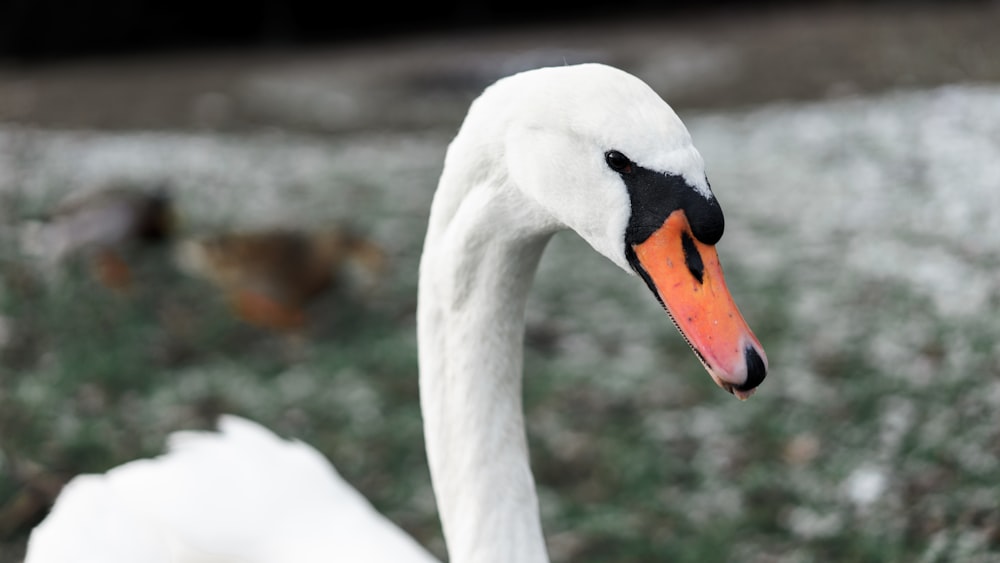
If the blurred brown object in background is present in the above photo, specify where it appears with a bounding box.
[175,227,388,331]
[21,183,176,291]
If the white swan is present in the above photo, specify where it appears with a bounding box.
[25,63,767,563]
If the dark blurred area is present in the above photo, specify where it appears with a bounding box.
[0,0,985,62]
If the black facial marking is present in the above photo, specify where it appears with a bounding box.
[616,161,725,248]
[735,346,767,392]
[625,246,663,307]
[680,231,704,284]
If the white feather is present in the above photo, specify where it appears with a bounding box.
[27,416,436,563]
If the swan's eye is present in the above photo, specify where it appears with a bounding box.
[605,150,634,174]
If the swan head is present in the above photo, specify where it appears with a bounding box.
[480,63,768,398]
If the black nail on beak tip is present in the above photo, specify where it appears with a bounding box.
[735,346,767,393]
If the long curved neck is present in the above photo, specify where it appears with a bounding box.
[417,160,556,563]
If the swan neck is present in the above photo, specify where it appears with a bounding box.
[418,186,553,563]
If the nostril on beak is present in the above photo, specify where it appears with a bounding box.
[734,346,767,393]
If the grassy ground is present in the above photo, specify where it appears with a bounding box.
[2,4,1000,562]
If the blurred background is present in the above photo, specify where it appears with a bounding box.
[1,0,999,561]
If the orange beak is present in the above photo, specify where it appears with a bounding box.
[631,209,767,399]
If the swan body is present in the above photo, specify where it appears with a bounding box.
[25,63,767,563]
[26,416,437,563]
